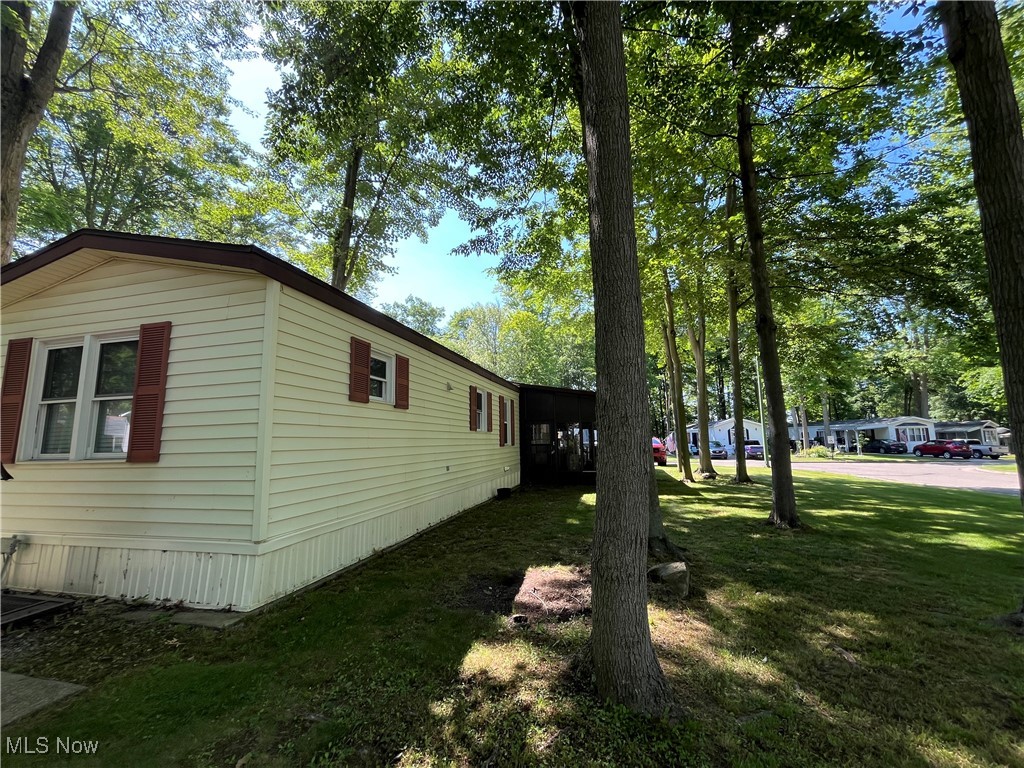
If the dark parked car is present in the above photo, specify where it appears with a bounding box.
[863,439,907,454]
[913,440,972,459]
[652,437,668,466]
[744,441,764,460]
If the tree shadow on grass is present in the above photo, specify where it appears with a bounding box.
[6,481,1020,768]
[651,473,1024,767]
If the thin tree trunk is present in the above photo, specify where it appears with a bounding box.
[800,398,810,451]
[939,0,1024,624]
[648,461,687,562]
[1,1,77,263]
[662,273,694,481]
[685,321,717,478]
[715,353,727,421]
[736,89,799,528]
[680,281,716,479]
[726,180,751,483]
[822,391,831,452]
[565,0,672,714]
[919,369,930,419]
[662,318,694,482]
[330,145,364,291]
[728,273,751,482]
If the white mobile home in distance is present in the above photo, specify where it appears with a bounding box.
[685,418,765,453]
[0,231,521,611]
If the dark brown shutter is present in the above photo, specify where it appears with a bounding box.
[394,354,409,409]
[486,392,493,432]
[510,401,515,445]
[349,336,371,403]
[1,338,33,463]
[469,386,477,431]
[127,322,172,463]
[498,395,506,446]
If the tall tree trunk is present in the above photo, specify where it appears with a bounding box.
[939,0,1024,623]
[662,273,694,481]
[684,321,717,478]
[728,272,751,482]
[736,90,799,528]
[918,370,930,419]
[800,398,810,451]
[822,391,831,451]
[726,180,751,483]
[680,281,717,479]
[715,352,727,421]
[565,0,672,714]
[1,1,77,264]
[648,459,687,562]
[662,317,694,482]
[331,144,364,291]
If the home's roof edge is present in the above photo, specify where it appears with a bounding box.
[1,229,518,391]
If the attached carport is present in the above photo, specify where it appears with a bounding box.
[830,416,937,453]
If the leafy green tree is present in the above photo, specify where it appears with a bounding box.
[262,1,481,293]
[379,295,446,338]
[1,1,76,263]
[3,0,252,262]
[18,48,247,249]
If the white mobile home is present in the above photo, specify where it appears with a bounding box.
[685,418,764,451]
[0,231,521,611]
[801,416,937,451]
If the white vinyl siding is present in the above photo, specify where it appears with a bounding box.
[0,256,265,545]
[2,250,521,610]
[266,287,519,560]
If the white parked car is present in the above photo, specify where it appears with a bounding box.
[965,439,1007,459]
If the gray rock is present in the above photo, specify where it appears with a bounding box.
[648,562,690,598]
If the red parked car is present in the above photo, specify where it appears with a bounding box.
[652,437,668,466]
[913,440,972,460]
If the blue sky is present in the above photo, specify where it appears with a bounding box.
[226,59,502,319]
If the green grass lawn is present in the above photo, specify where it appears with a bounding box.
[790,451,926,463]
[979,459,1019,473]
[2,469,1022,767]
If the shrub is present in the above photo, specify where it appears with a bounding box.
[798,445,832,459]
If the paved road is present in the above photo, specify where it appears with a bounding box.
[786,459,1020,497]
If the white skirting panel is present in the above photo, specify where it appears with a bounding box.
[3,471,519,612]
[3,543,258,609]
[253,472,520,608]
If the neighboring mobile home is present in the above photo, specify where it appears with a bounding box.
[0,231,521,611]
[685,418,764,452]
[802,416,937,452]
[934,420,1002,446]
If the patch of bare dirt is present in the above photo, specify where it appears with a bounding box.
[456,567,592,624]
[512,566,591,623]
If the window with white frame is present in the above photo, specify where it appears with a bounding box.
[369,352,394,403]
[899,426,928,443]
[476,389,486,431]
[32,334,138,460]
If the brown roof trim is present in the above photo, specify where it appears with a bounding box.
[1,229,518,391]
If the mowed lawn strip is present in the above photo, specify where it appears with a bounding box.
[1,468,1021,767]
